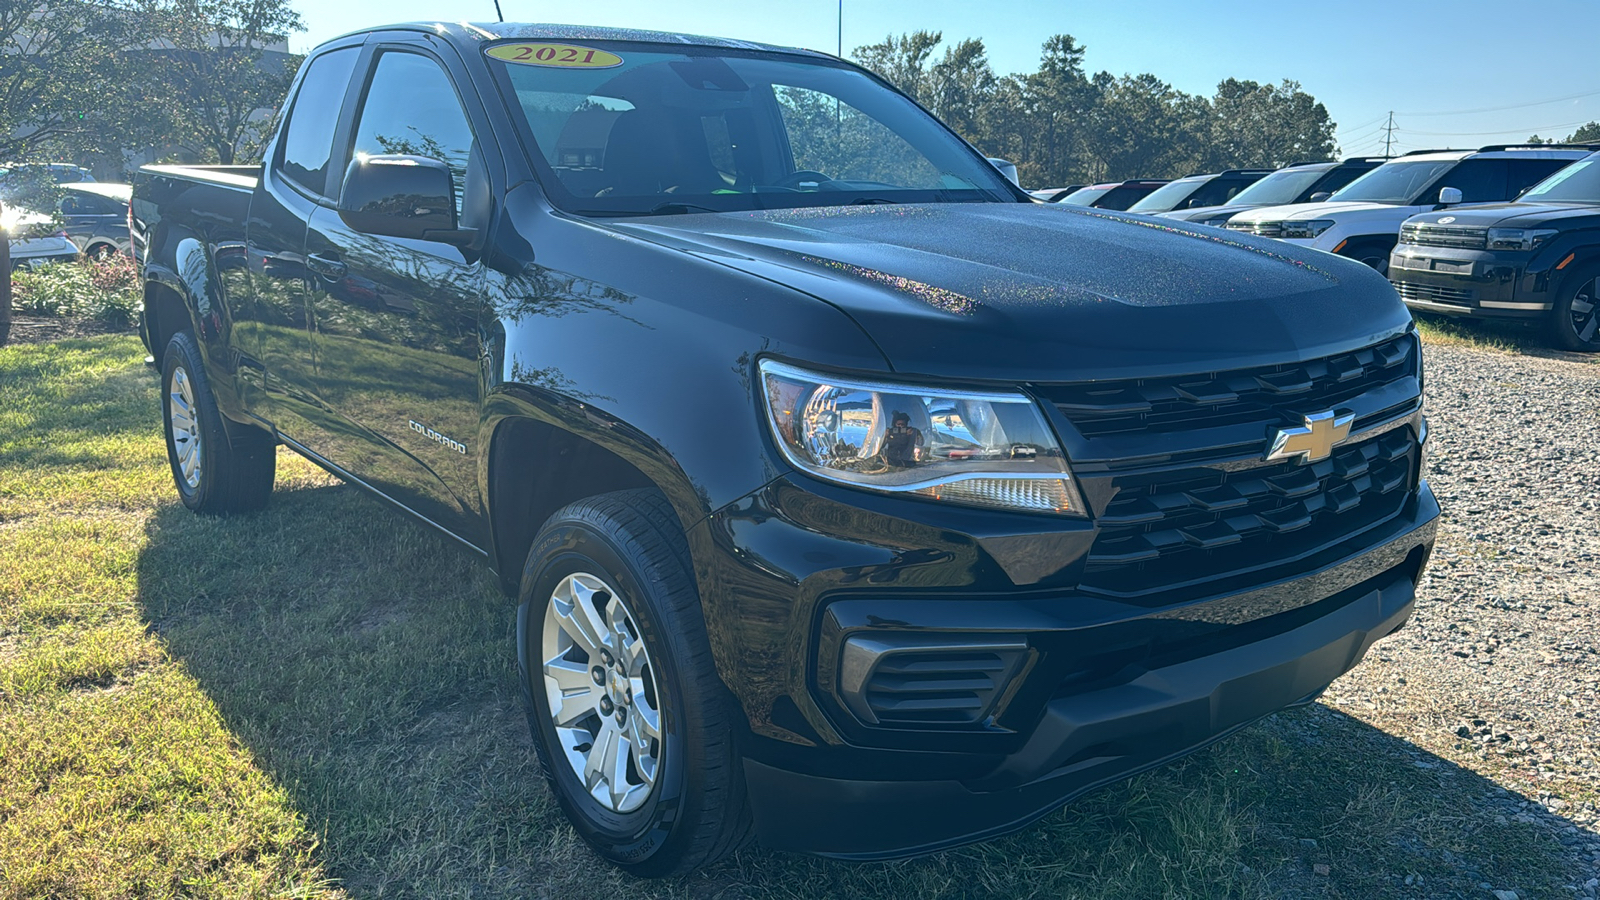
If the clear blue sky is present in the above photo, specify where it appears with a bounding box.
[292,0,1600,156]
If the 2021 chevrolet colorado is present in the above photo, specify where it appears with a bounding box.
[134,22,1438,876]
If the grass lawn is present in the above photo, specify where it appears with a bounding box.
[0,334,1590,899]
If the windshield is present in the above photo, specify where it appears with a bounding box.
[1228,166,1330,206]
[1329,159,1457,204]
[1127,176,1206,213]
[1520,155,1600,203]
[1058,186,1111,206]
[486,41,1017,215]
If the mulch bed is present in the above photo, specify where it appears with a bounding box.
[2,315,135,346]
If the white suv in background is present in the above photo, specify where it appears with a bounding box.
[1225,145,1594,274]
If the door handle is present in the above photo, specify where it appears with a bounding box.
[306,252,347,281]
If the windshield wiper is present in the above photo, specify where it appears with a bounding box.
[847,197,899,205]
[645,201,721,216]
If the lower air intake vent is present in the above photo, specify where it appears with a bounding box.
[837,635,1027,727]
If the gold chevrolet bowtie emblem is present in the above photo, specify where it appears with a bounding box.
[1266,410,1355,464]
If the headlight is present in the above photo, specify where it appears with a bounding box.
[1486,227,1557,252]
[759,360,1085,515]
[1199,213,1234,227]
[1282,219,1335,239]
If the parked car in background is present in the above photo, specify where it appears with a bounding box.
[1159,157,1388,227]
[1225,145,1595,274]
[1028,185,1083,202]
[2,202,79,270]
[1126,169,1273,214]
[1390,150,1600,350]
[0,162,95,189]
[60,183,132,259]
[1056,179,1168,210]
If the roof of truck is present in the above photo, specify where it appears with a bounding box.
[337,21,829,59]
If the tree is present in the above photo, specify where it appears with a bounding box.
[1567,122,1600,144]
[851,31,943,105]
[1207,79,1336,170]
[1082,73,1208,181]
[0,1,145,161]
[130,0,304,164]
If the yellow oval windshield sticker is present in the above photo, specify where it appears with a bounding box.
[486,43,623,68]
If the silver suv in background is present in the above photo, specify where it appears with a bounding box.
[1225,145,1595,273]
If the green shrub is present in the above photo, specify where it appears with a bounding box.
[9,257,141,328]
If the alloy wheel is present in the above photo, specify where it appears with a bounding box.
[541,572,663,813]
[168,365,202,489]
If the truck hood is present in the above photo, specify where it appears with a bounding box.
[1404,201,1600,230]
[606,203,1411,382]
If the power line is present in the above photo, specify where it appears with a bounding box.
[1335,114,1388,137]
[1397,88,1600,118]
[1402,118,1596,137]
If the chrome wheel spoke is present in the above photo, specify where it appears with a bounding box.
[551,577,612,658]
[544,656,599,726]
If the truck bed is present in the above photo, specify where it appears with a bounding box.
[139,164,260,190]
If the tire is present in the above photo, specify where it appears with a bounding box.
[517,489,751,876]
[1547,264,1600,352]
[1339,239,1393,276]
[86,243,117,262]
[160,331,276,514]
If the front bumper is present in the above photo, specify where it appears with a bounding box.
[732,479,1437,857]
[1388,245,1545,319]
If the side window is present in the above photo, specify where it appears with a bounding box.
[1509,159,1573,196]
[1317,166,1369,195]
[348,52,475,215]
[1189,179,1238,208]
[279,48,360,196]
[1436,159,1506,202]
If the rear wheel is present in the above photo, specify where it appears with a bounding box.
[1548,265,1600,351]
[161,331,276,514]
[517,489,751,876]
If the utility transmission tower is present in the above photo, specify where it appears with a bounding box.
[1382,111,1397,157]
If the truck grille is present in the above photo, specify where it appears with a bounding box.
[1400,222,1487,250]
[1226,221,1283,238]
[1083,429,1416,597]
[1393,281,1475,306]
[1036,334,1416,439]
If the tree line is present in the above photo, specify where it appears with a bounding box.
[1,0,303,170]
[851,31,1338,187]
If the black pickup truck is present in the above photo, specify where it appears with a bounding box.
[1391,149,1600,350]
[133,22,1438,876]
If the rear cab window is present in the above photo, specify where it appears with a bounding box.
[278,47,361,197]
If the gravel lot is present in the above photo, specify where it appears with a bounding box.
[1323,339,1600,896]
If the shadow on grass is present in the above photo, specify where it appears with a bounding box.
[134,481,1599,899]
[0,334,163,470]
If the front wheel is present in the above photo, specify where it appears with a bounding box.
[517,489,751,876]
[161,331,276,514]
[1339,239,1393,276]
[1548,265,1600,351]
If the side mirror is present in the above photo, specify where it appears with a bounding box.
[338,154,467,243]
[1437,186,1463,206]
[986,157,1020,186]
[1308,191,1332,203]
[1187,198,1206,208]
